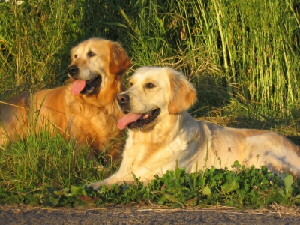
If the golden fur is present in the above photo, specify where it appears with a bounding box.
[0,38,131,159]
[89,66,300,188]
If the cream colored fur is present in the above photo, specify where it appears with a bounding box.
[89,67,300,188]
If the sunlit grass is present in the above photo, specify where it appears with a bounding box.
[0,128,115,194]
[1,0,300,128]
[118,0,300,125]
[1,0,300,208]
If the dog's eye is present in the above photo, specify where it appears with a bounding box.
[87,51,96,57]
[74,54,77,58]
[145,82,156,89]
[129,82,133,87]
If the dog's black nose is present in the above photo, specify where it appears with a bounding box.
[68,65,79,76]
[117,94,130,104]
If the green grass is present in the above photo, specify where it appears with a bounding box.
[1,138,299,208]
[0,128,118,205]
[2,0,300,132]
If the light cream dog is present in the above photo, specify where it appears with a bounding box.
[0,38,131,159]
[89,66,300,188]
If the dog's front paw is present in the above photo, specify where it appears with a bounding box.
[85,181,103,190]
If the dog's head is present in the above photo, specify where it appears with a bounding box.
[117,67,197,130]
[68,38,131,96]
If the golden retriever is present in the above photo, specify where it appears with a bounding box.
[89,66,300,188]
[0,38,131,159]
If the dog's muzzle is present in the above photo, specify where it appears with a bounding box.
[116,93,161,130]
[68,65,79,78]
[68,64,102,95]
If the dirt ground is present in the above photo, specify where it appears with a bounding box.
[0,205,299,225]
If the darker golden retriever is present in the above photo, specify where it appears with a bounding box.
[0,37,131,159]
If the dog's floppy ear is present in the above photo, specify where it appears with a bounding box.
[168,69,197,114]
[109,42,131,75]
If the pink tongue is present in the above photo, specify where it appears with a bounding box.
[117,113,142,130]
[71,80,86,95]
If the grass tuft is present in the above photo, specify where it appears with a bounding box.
[0,128,117,205]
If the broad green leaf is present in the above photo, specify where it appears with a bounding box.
[71,185,87,196]
[221,180,239,194]
[202,186,211,197]
[284,175,293,196]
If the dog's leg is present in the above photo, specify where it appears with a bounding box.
[87,173,132,189]
[87,156,136,189]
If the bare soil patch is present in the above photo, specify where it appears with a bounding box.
[0,205,299,225]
